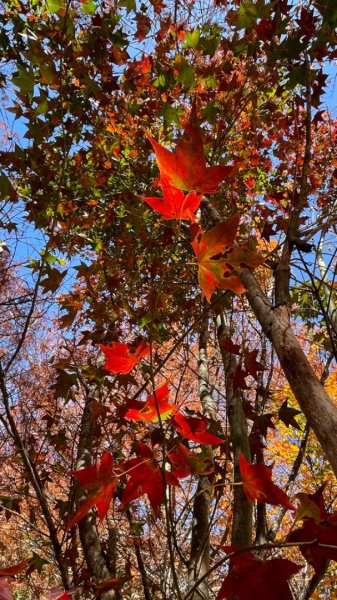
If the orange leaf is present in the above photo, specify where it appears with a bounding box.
[191,215,245,302]
[295,493,323,524]
[168,443,213,478]
[125,381,176,422]
[239,452,295,510]
[143,178,202,221]
[99,340,149,374]
[172,413,223,445]
[67,451,118,528]
[147,107,235,193]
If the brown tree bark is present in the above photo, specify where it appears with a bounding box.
[201,197,337,480]
[240,268,337,478]
[216,314,253,549]
[188,314,213,600]
[72,351,116,600]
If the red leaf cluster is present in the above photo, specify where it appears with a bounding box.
[288,485,337,571]
[67,451,118,528]
[216,547,301,600]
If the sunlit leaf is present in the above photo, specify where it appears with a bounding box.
[125,381,176,422]
[239,452,295,510]
[99,340,150,374]
[147,107,236,193]
[172,413,223,445]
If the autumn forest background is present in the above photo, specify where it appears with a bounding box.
[0,0,337,598]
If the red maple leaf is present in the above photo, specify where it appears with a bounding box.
[125,381,177,422]
[67,451,118,528]
[216,547,302,600]
[99,340,149,374]
[231,364,249,390]
[172,413,223,445]
[0,560,31,576]
[239,452,295,510]
[191,215,246,302]
[288,485,337,571]
[167,443,213,478]
[243,349,266,380]
[147,107,235,193]
[143,178,202,221]
[220,337,242,354]
[120,443,179,514]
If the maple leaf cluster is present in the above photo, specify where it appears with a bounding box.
[143,108,264,302]
[68,343,225,523]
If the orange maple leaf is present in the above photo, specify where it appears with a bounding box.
[191,214,245,302]
[99,340,149,374]
[67,451,118,528]
[125,381,176,422]
[143,178,202,221]
[172,413,223,445]
[239,452,295,510]
[147,107,235,193]
[168,443,213,478]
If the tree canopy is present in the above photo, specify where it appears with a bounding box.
[0,0,337,598]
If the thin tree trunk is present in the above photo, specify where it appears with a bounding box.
[317,227,337,332]
[73,351,116,600]
[201,197,337,480]
[240,268,337,479]
[216,314,253,548]
[188,313,213,600]
[0,364,71,590]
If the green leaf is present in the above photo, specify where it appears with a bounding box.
[35,97,49,115]
[46,0,64,13]
[153,72,167,88]
[29,552,49,574]
[118,0,136,13]
[184,28,200,49]
[0,173,15,199]
[81,0,97,15]
[12,65,35,95]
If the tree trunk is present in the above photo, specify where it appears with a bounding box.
[188,314,213,599]
[216,314,253,548]
[240,268,337,479]
[73,351,116,600]
[201,196,337,481]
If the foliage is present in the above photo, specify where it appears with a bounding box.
[0,0,337,598]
